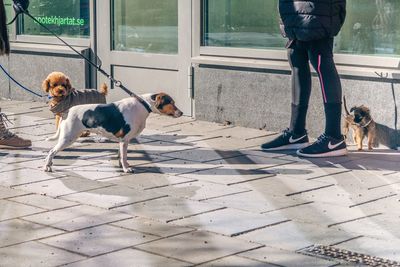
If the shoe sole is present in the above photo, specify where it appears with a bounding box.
[262,142,310,151]
[296,148,348,158]
[0,144,31,149]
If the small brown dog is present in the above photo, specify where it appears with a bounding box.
[343,96,376,150]
[42,71,108,136]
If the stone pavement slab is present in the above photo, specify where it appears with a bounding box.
[197,256,276,267]
[0,219,64,248]
[40,224,159,257]
[9,194,78,210]
[61,185,167,209]
[0,199,45,221]
[239,220,358,251]
[0,241,86,267]
[14,176,112,197]
[239,246,339,267]
[103,172,196,190]
[173,208,288,237]
[151,180,250,201]
[115,197,224,223]
[136,230,263,265]
[23,205,132,231]
[1,100,400,266]
[111,217,194,238]
[63,248,189,267]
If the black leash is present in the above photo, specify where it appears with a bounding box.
[7,0,152,113]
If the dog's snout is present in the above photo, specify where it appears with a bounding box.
[174,109,183,118]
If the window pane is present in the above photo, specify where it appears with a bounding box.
[4,0,14,35]
[335,0,400,56]
[202,0,285,49]
[18,0,90,38]
[112,0,178,54]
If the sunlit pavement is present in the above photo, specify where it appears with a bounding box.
[1,99,400,267]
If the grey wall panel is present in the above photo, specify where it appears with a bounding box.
[194,65,400,149]
[0,53,86,102]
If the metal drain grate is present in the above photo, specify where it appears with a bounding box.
[299,245,400,267]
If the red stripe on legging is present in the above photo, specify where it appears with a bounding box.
[317,54,327,103]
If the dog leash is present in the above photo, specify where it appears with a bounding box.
[7,1,152,113]
[0,63,47,98]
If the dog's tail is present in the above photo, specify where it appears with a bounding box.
[0,0,10,55]
[343,95,350,116]
[99,83,108,96]
[46,119,62,141]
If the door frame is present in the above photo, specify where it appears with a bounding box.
[96,0,193,115]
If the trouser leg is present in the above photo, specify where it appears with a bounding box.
[287,41,311,135]
[309,38,342,139]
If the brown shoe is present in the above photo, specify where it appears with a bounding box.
[0,112,32,149]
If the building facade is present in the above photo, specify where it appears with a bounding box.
[1,0,399,148]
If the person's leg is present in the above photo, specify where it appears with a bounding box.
[288,40,312,136]
[308,38,342,139]
[261,40,310,150]
[297,38,346,157]
[0,108,32,148]
[0,0,10,55]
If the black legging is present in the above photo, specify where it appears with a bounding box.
[288,38,342,138]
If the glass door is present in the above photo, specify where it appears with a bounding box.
[97,0,192,114]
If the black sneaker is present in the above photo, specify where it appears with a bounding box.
[297,134,347,158]
[261,128,309,151]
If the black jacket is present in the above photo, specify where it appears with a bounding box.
[279,0,346,41]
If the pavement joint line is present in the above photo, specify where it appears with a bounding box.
[327,213,383,228]
[226,174,277,186]
[8,122,51,131]
[197,189,253,202]
[55,184,116,198]
[368,181,400,190]
[2,192,34,200]
[165,207,227,223]
[244,132,279,141]
[286,184,335,197]
[261,201,315,214]
[162,119,196,128]
[132,246,196,266]
[328,235,364,246]
[21,211,135,234]
[236,246,286,267]
[29,105,47,110]
[158,146,199,156]
[191,244,268,267]
[383,171,399,176]
[349,193,397,208]
[5,110,44,117]
[176,165,223,176]
[307,170,353,180]
[108,195,169,210]
[231,219,292,237]
[143,179,199,190]
[9,176,65,188]
[36,240,92,258]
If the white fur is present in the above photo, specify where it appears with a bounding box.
[44,94,167,173]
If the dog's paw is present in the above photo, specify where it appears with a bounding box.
[123,167,135,173]
[44,166,53,172]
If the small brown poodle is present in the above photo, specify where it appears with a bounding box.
[42,71,108,136]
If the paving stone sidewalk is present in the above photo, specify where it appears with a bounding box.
[0,100,400,267]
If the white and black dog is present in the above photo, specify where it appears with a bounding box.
[44,93,182,173]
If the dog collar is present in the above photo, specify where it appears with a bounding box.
[139,99,152,113]
[361,119,373,128]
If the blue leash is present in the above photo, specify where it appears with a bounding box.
[0,63,44,98]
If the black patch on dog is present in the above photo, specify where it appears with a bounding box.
[82,103,131,137]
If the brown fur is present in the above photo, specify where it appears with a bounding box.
[43,71,108,137]
[152,93,179,116]
[343,96,377,151]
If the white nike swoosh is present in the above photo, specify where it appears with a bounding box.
[328,141,345,150]
[289,135,306,143]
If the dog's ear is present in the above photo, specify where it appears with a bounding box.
[350,106,356,113]
[150,94,158,102]
[42,78,50,93]
[360,105,370,114]
[65,77,72,90]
